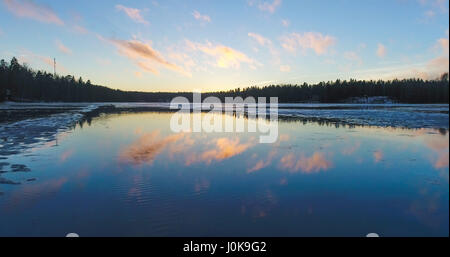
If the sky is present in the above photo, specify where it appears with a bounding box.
[0,0,449,92]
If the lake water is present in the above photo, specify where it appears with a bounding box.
[0,110,448,236]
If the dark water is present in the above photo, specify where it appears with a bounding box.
[0,111,448,236]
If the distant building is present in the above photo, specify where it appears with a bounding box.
[344,96,396,104]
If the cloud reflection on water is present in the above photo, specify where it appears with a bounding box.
[185,137,255,166]
[119,131,256,167]
[118,131,185,165]
[279,152,332,173]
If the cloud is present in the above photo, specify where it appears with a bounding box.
[279,65,291,72]
[357,30,448,80]
[247,160,267,173]
[377,43,387,58]
[167,51,196,70]
[3,0,64,25]
[426,56,449,75]
[434,152,449,169]
[247,150,276,173]
[119,131,185,165]
[7,177,68,210]
[258,0,282,13]
[425,9,436,17]
[341,142,361,156]
[107,37,191,76]
[373,150,384,163]
[55,40,72,55]
[405,31,449,79]
[280,32,336,55]
[343,51,362,66]
[192,10,211,22]
[353,60,446,81]
[118,132,243,166]
[248,32,271,47]
[424,135,449,169]
[418,0,448,13]
[136,60,159,75]
[115,4,148,24]
[186,40,258,69]
[186,137,254,166]
[434,0,449,11]
[437,37,449,55]
[281,19,290,27]
[72,24,88,34]
[326,31,448,81]
[60,149,74,163]
[421,31,449,78]
[18,50,66,73]
[248,32,280,64]
[279,152,332,173]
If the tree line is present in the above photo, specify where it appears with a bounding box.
[1,57,448,103]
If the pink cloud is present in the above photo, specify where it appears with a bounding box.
[437,37,449,55]
[115,4,148,24]
[3,0,63,25]
[258,0,282,13]
[192,10,211,22]
[248,32,280,64]
[281,32,336,55]
[372,30,448,80]
[434,152,449,169]
[418,0,448,13]
[373,150,384,163]
[19,50,66,73]
[281,19,290,27]
[73,24,88,34]
[279,65,290,72]
[119,131,185,165]
[423,134,449,169]
[411,33,449,79]
[425,9,436,17]
[167,51,196,72]
[377,43,387,58]
[60,149,74,163]
[136,60,159,75]
[341,142,361,156]
[107,38,191,77]
[186,137,254,166]
[248,32,272,47]
[247,150,277,173]
[55,40,72,55]
[280,152,332,173]
[186,40,258,69]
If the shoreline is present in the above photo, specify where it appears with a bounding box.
[0,102,448,161]
[0,102,447,159]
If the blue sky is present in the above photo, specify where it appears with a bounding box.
[0,0,448,92]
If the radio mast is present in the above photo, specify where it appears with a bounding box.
[53,58,56,77]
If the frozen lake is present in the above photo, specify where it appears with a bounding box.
[0,103,448,236]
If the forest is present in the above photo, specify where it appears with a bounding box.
[1,57,449,103]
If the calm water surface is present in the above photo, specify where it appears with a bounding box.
[0,111,448,236]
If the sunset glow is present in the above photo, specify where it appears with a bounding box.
[1,0,448,92]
